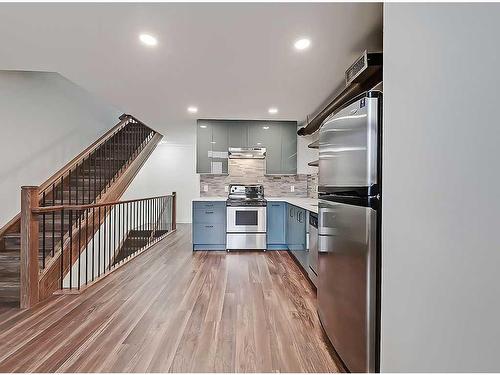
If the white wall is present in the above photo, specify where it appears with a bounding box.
[382,4,500,372]
[122,126,200,224]
[0,71,122,227]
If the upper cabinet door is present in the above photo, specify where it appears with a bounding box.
[211,121,229,174]
[281,122,298,175]
[196,120,212,174]
[228,122,248,148]
[248,122,268,147]
[263,124,282,175]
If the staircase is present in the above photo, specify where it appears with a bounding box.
[0,115,163,309]
[113,228,169,265]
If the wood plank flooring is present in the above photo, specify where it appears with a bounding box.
[0,224,341,373]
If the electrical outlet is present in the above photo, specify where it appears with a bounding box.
[290,185,295,192]
[224,185,229,193]
[203,184,209,192]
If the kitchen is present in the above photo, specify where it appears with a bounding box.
[0,2,498,373]
[191,50,382,372]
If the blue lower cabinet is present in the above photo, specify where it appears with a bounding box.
[267,202,287,250]
[287,205,307,251]
[192,201,226,250]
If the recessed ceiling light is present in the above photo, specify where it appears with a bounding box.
[139,33,158,47]
[268,108,278,115]
[262,126,270,130]
[294,38,311,51]
[187,106,198,114]
[199,125,207,128]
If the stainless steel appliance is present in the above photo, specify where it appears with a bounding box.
[318,90,382,373]
[226,184,267,250]
[228,147,266,159]
[308,212,318,287]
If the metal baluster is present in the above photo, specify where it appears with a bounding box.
[114,133,118,181]
[103,205,107,275]
[113,204,117,268]
[60,175,64,206]
[52,183,55,256]
[76,162,79,205]
[92,207,95,281]
[143,200,146,247]
[99,146,102,198]
[87,157,91,204]
[108,205,112,270]
[69,169,72,206]
[85,209,89,285]
[98,206,101,278]
[60,208,64,289]
[92,152,96,203]
[69,210,73,290]
[42,191,46,269]
[147,198,150,245]
[78,212,81,290]
[117,203,121,266]
[136,200,139,254]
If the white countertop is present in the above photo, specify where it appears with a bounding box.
[192,196,227,202]
[267,197,318,214]
[193,196,318,213]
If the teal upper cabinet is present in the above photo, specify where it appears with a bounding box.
[196,119,297,175]
[228,122,248,148]
[211,121,229,174]
[255,123,282,174]
[196,120,212,174]
[196,120,229,174]
[280,123,298,175]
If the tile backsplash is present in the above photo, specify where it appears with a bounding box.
[200,159,318,198]
[307,173,319,199]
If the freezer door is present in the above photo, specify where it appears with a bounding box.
[317,199,378,373]
[319,93,380,190]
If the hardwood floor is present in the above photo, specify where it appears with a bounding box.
[0,224,341,373]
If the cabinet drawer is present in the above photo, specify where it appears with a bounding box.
[193,208,226,224]
[193,223,226,245]
[193,201,225,210]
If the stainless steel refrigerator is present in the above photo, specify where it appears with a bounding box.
[317,91,382,373]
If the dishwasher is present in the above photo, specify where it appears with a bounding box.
[308,212,318,287]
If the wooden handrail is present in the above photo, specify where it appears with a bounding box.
[32,194,175,213]
[20,186,40,308]
[0,114,161,238]
[37,115,129,196]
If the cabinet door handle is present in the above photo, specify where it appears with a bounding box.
[205,211,214,214]
[205,225,214,228]
[271,204,280,207]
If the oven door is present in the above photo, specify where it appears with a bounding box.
[226,206,266,233]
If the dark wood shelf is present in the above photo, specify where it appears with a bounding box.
[308,139,319,149]
[308,159,319,167]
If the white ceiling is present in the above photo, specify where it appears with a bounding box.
[0,3,382,138]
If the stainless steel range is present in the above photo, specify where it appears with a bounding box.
[226,184,267,250]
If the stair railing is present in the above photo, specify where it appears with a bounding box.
[0,114,158,241]
[20,190,176,308]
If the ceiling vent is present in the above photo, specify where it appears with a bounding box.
[345,50,383,87]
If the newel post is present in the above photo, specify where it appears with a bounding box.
[172,192,177,231]
[20,186,40,308]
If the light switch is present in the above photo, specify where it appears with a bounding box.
[203,184,209,192]
[224,185,229,192]
[290,185,295,192]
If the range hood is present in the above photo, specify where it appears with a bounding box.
[228,147,266,159]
